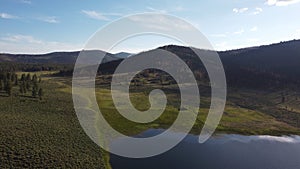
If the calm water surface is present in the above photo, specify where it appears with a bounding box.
[110,129,300,169]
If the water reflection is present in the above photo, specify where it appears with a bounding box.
[110,129,300,169]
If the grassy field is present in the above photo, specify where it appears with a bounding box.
[0,77,105,168]
[1,74,300,168]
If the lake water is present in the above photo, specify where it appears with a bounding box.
[110,129,300,169]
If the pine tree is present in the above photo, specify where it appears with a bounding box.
[3,74,7,84]
[38,88,43,100]
[11,73,15,82]
[19,84,24,94]
[6,72,11,81]
[22,82,27,94]
[32,83,38,97]
[21,74,25,81]
[26,73,31,81]
[0,79,3,91]
[14,74,18,86]
[32,74,38,83]
[32,87,37,97]
[26,81,31,91]
[5,80,12,96]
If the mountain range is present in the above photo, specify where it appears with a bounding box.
[1,39,300,89]
[0,50,132,64]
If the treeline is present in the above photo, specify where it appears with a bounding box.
[0,62,73,72]
[0,72,15,96]
[0,72,43,100]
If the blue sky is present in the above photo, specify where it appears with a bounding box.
[0,0,300,54]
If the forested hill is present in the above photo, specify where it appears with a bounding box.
[1,39,300,89]
[0,50,121,64]
[1,40,299,71]
[157,40,300,88]
[160,40,300,78]
[219,39,300,79]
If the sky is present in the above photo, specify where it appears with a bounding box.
[0,0,300,54]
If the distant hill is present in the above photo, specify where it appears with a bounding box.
[159,40,300,76]
[1,39,300,89]
[114,52,133,58]
[107,39,300,89]
[155,40,300,88]
[0,50,120,64]
[220,40,300,80]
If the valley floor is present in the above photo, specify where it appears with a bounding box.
[1,75,300,168]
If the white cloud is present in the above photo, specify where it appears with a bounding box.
[20,0,31,4]
[266,0,300,6]
[2,34,42,44]
[81,10,122,21]
[146,6,185,13]
[210,34,227,38]
[0,13,18,19]
[38,16,59,23]
[233,8,249,13]
[146,7,167,14]
[234,7,263,15]
[81,10,110,21]
[234,29,245,35]
[128,15,194,31]
[252,7,263,15]
[250,26,258,32]
[0,34,82,54]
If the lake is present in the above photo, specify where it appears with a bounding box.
[110,129,300,169]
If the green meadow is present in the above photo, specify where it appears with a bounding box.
[1,73,300,168]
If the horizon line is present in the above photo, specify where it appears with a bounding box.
[0,39,299,55]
